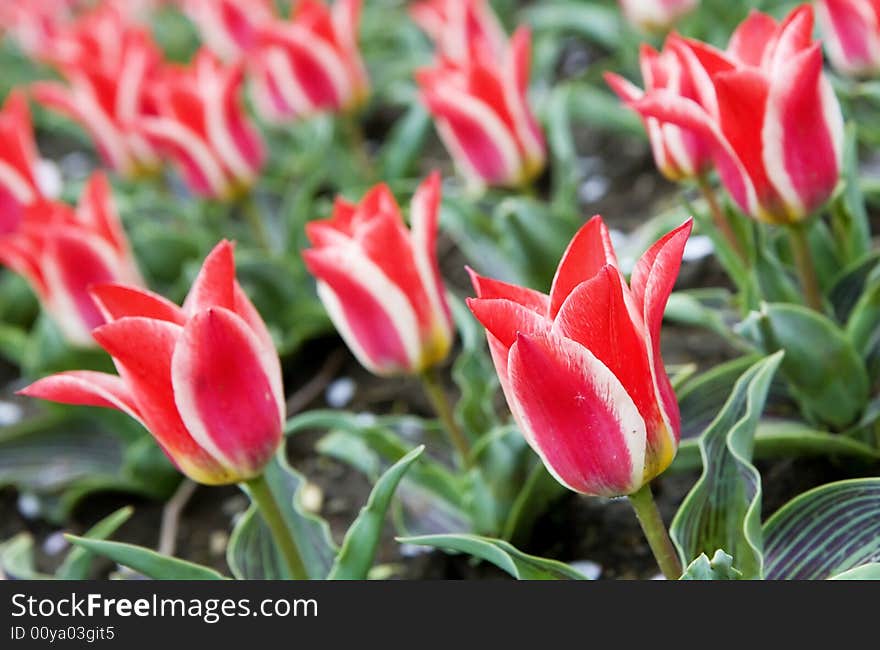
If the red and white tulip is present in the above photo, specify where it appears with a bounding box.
[619,0,699,33]
[605,38,715,183]
[467,217,692,497]
[303,173,454,377]
[182,0,275,62]
[410,0,507,62]
[0,173,142,346]
[139,49,265,198]
[0,0,75,61]
[816,0,880,77]
[631,6,845,224]
[417,28,546,190]
[21,240,285,486]
[31,6,162,177]
[250,0,369,123]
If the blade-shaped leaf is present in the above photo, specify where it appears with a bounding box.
[502,459,567,544]
[763,478,880,580]
[398,534,589,580]
[64,536,225,580]
[679,550,743,580]
[56,506,134,579]
[828,563,880,580]
[671,352,783,579]
[328,446,424,579]
[0,533,52,580]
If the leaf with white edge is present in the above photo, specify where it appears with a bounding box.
[328,446,424,580]
[398,534,589,580]
[64,536,225,580]
[671,352,783,579]
[679,550,743,580]
[57,506,133,579]
[828,563,880,580]
[228,451,336,580]
[763,478,880,580]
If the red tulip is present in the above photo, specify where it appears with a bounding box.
[605,37,715,182]
[630,6,844,224]
[31,6,162,177]
[0,173,142,346]
[182,0,275,61]
[20,240,285,485]
[410,0,507,62]
[619,0,699,33]
[303,173,454,376]
[816,0,880,77]
[467,216,692,497]
[0,0,75,61]
[0,91,47,235]
[250,0,369,123]
[138,49,265,198]
[416,27,546,190]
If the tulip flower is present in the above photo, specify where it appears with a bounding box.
[182,0,276,62]
[249,0,369,123]
[31,7,162,177]
[0,91,44,235]
[605,39,715,183]
[303,173,453,377]
[417,28,546,190]
[410,0,507,62]
[631,6,844,226]
[619,0,699,33]
[138,49,265,198]
[816,0,880,77]
[467,216,692,497]
[0,173,143,346]
[0,0,74,61]
[20,240,285,486]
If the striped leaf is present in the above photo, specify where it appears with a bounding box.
[671,352,784,579]
[763,478,880,580]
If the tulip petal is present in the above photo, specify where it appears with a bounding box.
[507,332,647,497]
[549,215,618,318]
[19,370,142,422]
[727,10,778,66]
[171,307,283,480]
[183,240,237,315]
[467,266,549,315]
[91,284,186,324]
[410,171,453,332]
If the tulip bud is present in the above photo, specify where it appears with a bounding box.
[303,172,454,376]
[605,38,715,183]
[816,0,880,77]
[182,0,275,61]
[410,0,507,63]
[467,216,692,497]
[249,0,369,124]
[31,7,162,177]
[619,0,699,34]
[138,49,265,198]
[0,91,43,234]
[631,6,844,224]
[21,240,286,486]
[417,28,546,190]
[0,173,143,346]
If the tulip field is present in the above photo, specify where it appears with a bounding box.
[1,0,880,583]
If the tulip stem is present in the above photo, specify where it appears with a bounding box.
[244,473,308,580]
[788,224,823,312]
[628,483,682,580]
[697,176,746,263]
[239,193,272,253]
[420,367,472,470]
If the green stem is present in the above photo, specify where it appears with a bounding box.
[628,483,682,580]
[243,473,308,580]
[239,193,272,253]
[787,224,823,312]
[697,176,746,263]
[419,366,472,470]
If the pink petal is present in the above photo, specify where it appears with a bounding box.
[549,215,618,318]
[19,370,142,421]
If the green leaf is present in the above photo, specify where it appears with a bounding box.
[524,2,620,50]
[738,303,869,428]
[830,123,871,263]
[378,104,431,179]
[664,289,738,342]
[56,507,134,580]
[65,536,225,580]
[502,460,567,544]
[671,352,783,579]
[0,533,51,580]
[398,534,589,580]
[227,451,337,580]
[763,478,880,580]
[679,550,743,580]
[828,563,880,580]
[328,446,424,579]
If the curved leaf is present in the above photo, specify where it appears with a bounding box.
[671,352,783,579]
[0,533,51,580]
[398,534,588,580]
[679,550,743,580]
[829,563,880,580]
[764,478,880,580]
[56,506,134,580]
[328,446,424,579]
[64,536,225,580]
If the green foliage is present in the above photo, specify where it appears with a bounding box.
[65,536,226,580]
[679,550,743,581]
